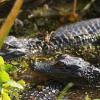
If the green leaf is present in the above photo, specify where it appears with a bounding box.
[94,99,100,100]
[1,90,11,100]
[4,64,16,73]
[0,85,2,92]
[0,56,4,66]
[17,80,25,87]
[7,80,23,89]
[0,71,10,83]
[57,82,74,100]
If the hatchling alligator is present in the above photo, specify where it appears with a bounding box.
[0,18,100,83]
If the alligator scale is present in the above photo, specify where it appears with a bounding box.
[0,18,100,83]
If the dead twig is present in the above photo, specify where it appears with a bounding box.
[0,0,23,48]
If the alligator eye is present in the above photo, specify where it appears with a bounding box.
[54,62,65,70]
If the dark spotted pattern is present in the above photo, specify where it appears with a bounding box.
[21,81,66,100]
[26,18,100,54]
[2,18,100,56]
[47,18,100,52]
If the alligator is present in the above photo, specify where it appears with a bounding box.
[31,54,100,83]
[0,18,100,82]
[0,18,100,100]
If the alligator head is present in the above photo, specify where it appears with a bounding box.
[31,54,100,83]
[0,36,44,58]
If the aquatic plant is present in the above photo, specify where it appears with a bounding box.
[0,56,25,100]
[57,82,73,100]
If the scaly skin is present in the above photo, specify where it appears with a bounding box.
[31,54,100,83]
[0,18,100,81]
[2,18,100,56]
[1,18,100,100]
